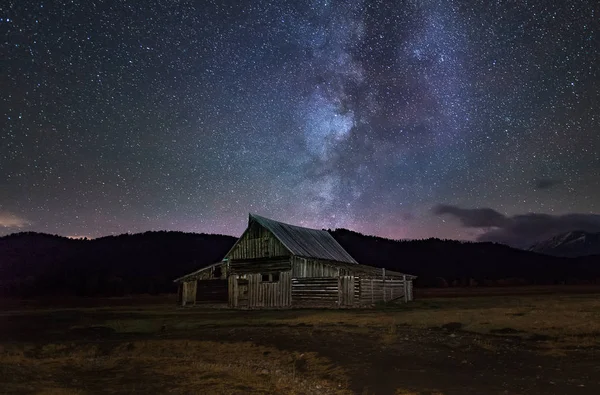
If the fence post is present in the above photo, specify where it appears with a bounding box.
[403,275,407,303]
[382,268,386,302]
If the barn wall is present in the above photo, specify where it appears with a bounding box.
[290,258,415,307]
[291,277,339,307]
[291,257,342,277]
[228,276,244,308]
[227,257,292,308]
[359,278,406,304]
[230,257,291,274]
[228,272,291,308]
[227,221,290,260]
[179,280,197,306]
[248,271,291,308]
[196,280,228,302]
[194,264,227,280]
[338,275,360,306]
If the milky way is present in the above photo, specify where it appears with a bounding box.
[1,0,599,244]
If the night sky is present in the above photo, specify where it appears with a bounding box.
[1,0,599,247]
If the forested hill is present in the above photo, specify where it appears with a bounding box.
[329,229,600,287]
[1,229,599,297]
[0,231,236,297]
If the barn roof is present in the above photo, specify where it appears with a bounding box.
[329,261,416,279]
[173,261,224,283]
[173,214,418,283]
[247,214,358,264]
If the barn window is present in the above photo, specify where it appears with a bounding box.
[213,266,222,278]
[261,273,280,283]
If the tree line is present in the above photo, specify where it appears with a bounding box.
[1,229,599,298]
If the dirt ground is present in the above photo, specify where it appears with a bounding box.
[1,293,599,394]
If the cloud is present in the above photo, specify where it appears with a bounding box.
[432,204,509,228]
[533,178,561,190]
[0,211,30,228]
[433,204,600,248]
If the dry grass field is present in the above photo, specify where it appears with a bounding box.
[1,291,600,394]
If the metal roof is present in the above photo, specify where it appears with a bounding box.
[173,262,224,283]
[326,261,417,279]
[173,214,417,282]
[249,214,358,264]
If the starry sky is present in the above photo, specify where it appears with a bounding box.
[1,0,599,247]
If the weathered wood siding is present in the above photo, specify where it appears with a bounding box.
[227,221,290,260]
[290,256,365,277]
[228,276,247,308]
[359,278,406,304]
[229,257,291,274]
[292,257,338,277]
[196,279,228,302]
[249,271,291,308]
[195,264,227,280]
[291,277,339,307]
[179,280,197,306]
[228,271,291,308]
[339,275,359,306]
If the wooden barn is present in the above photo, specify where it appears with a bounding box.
[174,214,416,308]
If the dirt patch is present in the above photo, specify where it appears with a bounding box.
[68,326,116,339]
[174,325,599,395]
[2,293,600,394]
[0,340,350,395]
[528,334,553,342]
[441,322,464,331]
[490,327,523,334]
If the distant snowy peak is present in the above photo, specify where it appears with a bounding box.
[533,231,587,250]
[529,231,600,257]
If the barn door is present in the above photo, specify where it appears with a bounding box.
[237,279,249,307]
[196,280,228,303]
[338,276,355,307]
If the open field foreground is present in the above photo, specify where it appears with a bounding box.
[1,293,600,394]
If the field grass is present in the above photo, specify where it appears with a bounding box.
[277,295,600,341]
[49,293,599,350]
[0,339,350,394]
[2,292,600,394]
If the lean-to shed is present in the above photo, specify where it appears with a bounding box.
[174,214,416,308]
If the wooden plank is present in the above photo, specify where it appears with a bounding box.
[291,257,342,278]
[232,270,292,309]
[292,278,338,282]
[292,292,339,296]
[382,268,386,302]
[230,259,292,274]
[292,276,340,305]
[181,283,187,306]
[227,221,290,260]
[232,276,238,308]
[191,281,197,306]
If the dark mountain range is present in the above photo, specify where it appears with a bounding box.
[528,231,600,257]
[1,229,599,297]
[0,231,236,297]
[329,229,600,287]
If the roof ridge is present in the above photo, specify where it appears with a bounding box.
[250,213,327,232]
[249,213,357,264]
